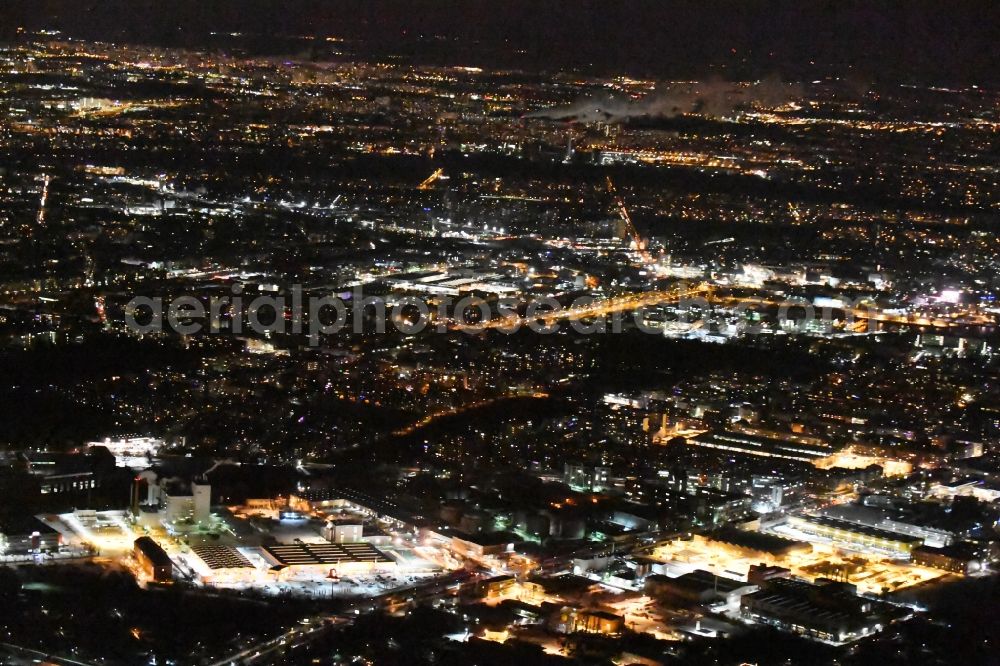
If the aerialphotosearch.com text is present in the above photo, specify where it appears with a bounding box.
[124,282,880,345]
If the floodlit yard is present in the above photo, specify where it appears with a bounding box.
[651,534,946,595]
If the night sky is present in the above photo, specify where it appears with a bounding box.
[3,0,999,85]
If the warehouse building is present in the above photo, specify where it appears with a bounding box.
[261,541,394,577]
[911,543,984,575]
[788,515,922,558]
[134,536,173,582]
[741,577,908,644]
[700,527,813,560]
[645,570,758,607]
[0,515,62,554]
[818,504,953,548]
[190,544,257,583]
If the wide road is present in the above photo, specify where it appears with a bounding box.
[0,641,97,666]
[717,294,993,328]
[464,285,711,331]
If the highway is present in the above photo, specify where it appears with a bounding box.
[453,283,993,333]
[0,641,97,666]
[715,294,994,329]
[462,285,711,331]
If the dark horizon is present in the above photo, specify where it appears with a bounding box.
[3,0,1000,85]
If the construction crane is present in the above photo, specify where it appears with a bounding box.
[417,168,445,190]
[605,176,656,268]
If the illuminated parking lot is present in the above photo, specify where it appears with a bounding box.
[651,533,945,596]
[50,510,137,556]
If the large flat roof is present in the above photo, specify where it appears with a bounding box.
[293,487,419,524]
[0,515,59,537]
[263,542,392,567]
[707,527,812,555]
[192,545,254,570]
[673,569,750,594]
[134,536,172,568]
[794,515,922,544]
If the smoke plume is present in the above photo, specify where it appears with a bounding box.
[526,75,803,123]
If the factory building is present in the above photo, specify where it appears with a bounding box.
[261,541,394,577]
[38,471,98,496]
[190,545,257,583]
[699,527,813,560]
[480,574,517,598]
[645,570,758,607]
[787,515,921,558]
[911,543,984,575]
[818,504,953,548]
[385,269,519,298]
[20,451,110,498]
[290,487,417,532]
[741,578,908,644]
[550,607,625,635]
[0,516,62,554]
[930,478,1000,503]
[563,463,611,492]
[449,531,521,561]
[133,536,173,582]
[322,521,363,544]
[86,437,164,469]
[130,471,216,533]
[161,480,212,526]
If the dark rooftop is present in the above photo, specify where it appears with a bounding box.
[707,527,812,555]
[0,515,59,536]
[134,536,173,568]
[263,541,392,566]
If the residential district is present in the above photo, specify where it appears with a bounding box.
[0,31,999,666]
